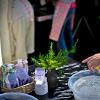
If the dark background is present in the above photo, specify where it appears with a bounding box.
[74,0,100,61]
[28,0,100,63]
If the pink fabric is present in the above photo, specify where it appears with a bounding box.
[49,1,71,41]
[70,2,76,8]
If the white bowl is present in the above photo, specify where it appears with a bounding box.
[68,70,100,100]
[0,92,38,100]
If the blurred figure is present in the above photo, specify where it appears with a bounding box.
[0,0,35,64]
[49,0,76,58]
[57,0,76,51]
[82,53,100,71]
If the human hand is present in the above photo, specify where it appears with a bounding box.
[82,53,100,71]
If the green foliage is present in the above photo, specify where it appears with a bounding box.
[32,41,77,71]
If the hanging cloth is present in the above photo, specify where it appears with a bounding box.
[0,0,35,64]
[49,1,71,41]
[0,40,3,66]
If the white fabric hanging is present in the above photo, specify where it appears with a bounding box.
[0,40,3,66]
[0,0,35,64]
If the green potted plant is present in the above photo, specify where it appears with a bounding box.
[32,41,77,88]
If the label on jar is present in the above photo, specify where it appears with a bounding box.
[35,77,48,95]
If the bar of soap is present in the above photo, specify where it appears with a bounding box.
[96,66,100,70]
